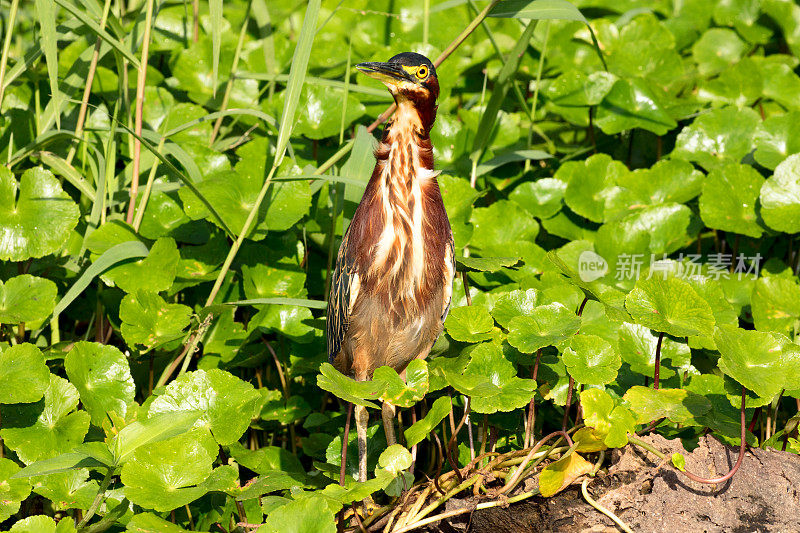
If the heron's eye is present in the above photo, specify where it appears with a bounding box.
[416,65,429,79]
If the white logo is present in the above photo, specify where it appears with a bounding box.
[578,250,608,282]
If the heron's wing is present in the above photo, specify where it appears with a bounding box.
[441,235,456,323]
[327,229,360,363]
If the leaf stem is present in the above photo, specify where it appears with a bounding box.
[77,467,114,529]
[581,478,634,533]
[654,332,664,390]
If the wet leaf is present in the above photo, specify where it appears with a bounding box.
[148,369,262,445]
[64,342,135,426]
[715,325,800,400]
[625,277,715,337]
[445,305,495,343]
[672,106,761,171]
[562,334,621,385]
[0,167,79,261]
[119,290,192,350]
[0,343,50,404]
[699,162,764,238]
[760,153,800,233]
[507,302,581,353]
[316,363,385,408]
[623,386,712,425]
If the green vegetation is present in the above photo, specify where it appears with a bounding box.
[2,0,800,531]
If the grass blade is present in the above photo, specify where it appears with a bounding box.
[38,151,96,197]
[210,0,222,96]
[223,298,327,309]
[52,0,140,67]
[51,241,149,318]
[35,0,61,129]
[273,0,321,168]
[0,0,20,108]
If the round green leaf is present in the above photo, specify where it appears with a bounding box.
[0,374,90,464]
[0,458,32,521]
[692,28,748,76]
[0,167,79,261]
[672,106,761,171]
[507,302,581,353]
[580,388,636,448]
[374,359,429,408]
[148,369,262,445]
[625,277,715,337]
[491,289,540,329]
[120,290,192,350]
[510,177,567,220]
[260,494,336,533]
[260,392,312,425]
[760,153,800,233]
[545,70,617,107]
[715,325,800,400]
[754,111,800,169]
[0,275,56,324]
[617,322,689,377]
[750,277,800,334]
[469,200,539,250]
[564,154,628,223]
[562,334,621,385]
[595,78,677,136]
[378,444,412,475]
[609,158,703,215]
[64,342,135,426]
[8,515,74,533]
[290,85,366,139]
[445,305,495,343]
[121,429,215,512]
[698,57,763,108]
[699,162,764,238]
[623,386,712,425]
[0,343,50,404]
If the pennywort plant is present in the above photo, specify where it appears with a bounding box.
[1,0,800,532]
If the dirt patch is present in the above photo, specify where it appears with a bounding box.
[431,435,800,533]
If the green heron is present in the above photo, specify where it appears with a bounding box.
[327,52,455,482]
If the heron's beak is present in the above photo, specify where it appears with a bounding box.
[356,62,414,88]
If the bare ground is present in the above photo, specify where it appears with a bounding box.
[431,435,800,533]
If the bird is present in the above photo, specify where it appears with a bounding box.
[327,52,455,483]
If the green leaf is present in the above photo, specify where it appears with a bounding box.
[446,343,537,414]
[121,429,216,512]
[751,277,800,334]
[0,274,55,325]
[491,289,541,329]
[671,453,686,472]
[564,154,628,223]
[404,396,452,448]
[378,444,412,475]
[1,374,90,464]
[53,241,149,317]
[126,513,192,533]
[562,334,621,385]
[580,388,636,448]
[469,200,539,250]
[456,256,521,272]
[288,85,365,140]
[489,0,587,22]
[625,277,715,337]
[510,177,567,220]
[715,325,800,401]
[595,78,677,136]
[0,167,79,261]
[148,369,262,445]
[545,70,617,107]
[261,393,311,425]
[672,106,761,171]
[12,451,106,478]
[610,158,703,215]
[698,57,763,108]
[617,322,690,377]
[0,343,50,404]
[111,411,203,466]
[316,363,385,408]
[445,305,495,343]
[754,111,800,169]
[64,342,135,426]
[0,458,32,521]
[692,28,748,76]
[260,494,336,533]
[8,515,75,533]
[119,290,192,350]
[507,302,581,353]
[374,360,429,408]
[209,0,221,95]
[760,153,800,233]
[32,469,97,511]
[623,386,712,425]
[699,162,764,238]
[538,452,593,497]
[475,150,552,177]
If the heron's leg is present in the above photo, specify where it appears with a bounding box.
[354,404,369,482]
[382,401,397,445]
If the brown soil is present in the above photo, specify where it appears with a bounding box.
[430,435,800,533]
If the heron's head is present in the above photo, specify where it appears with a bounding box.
[357,52,439,106]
